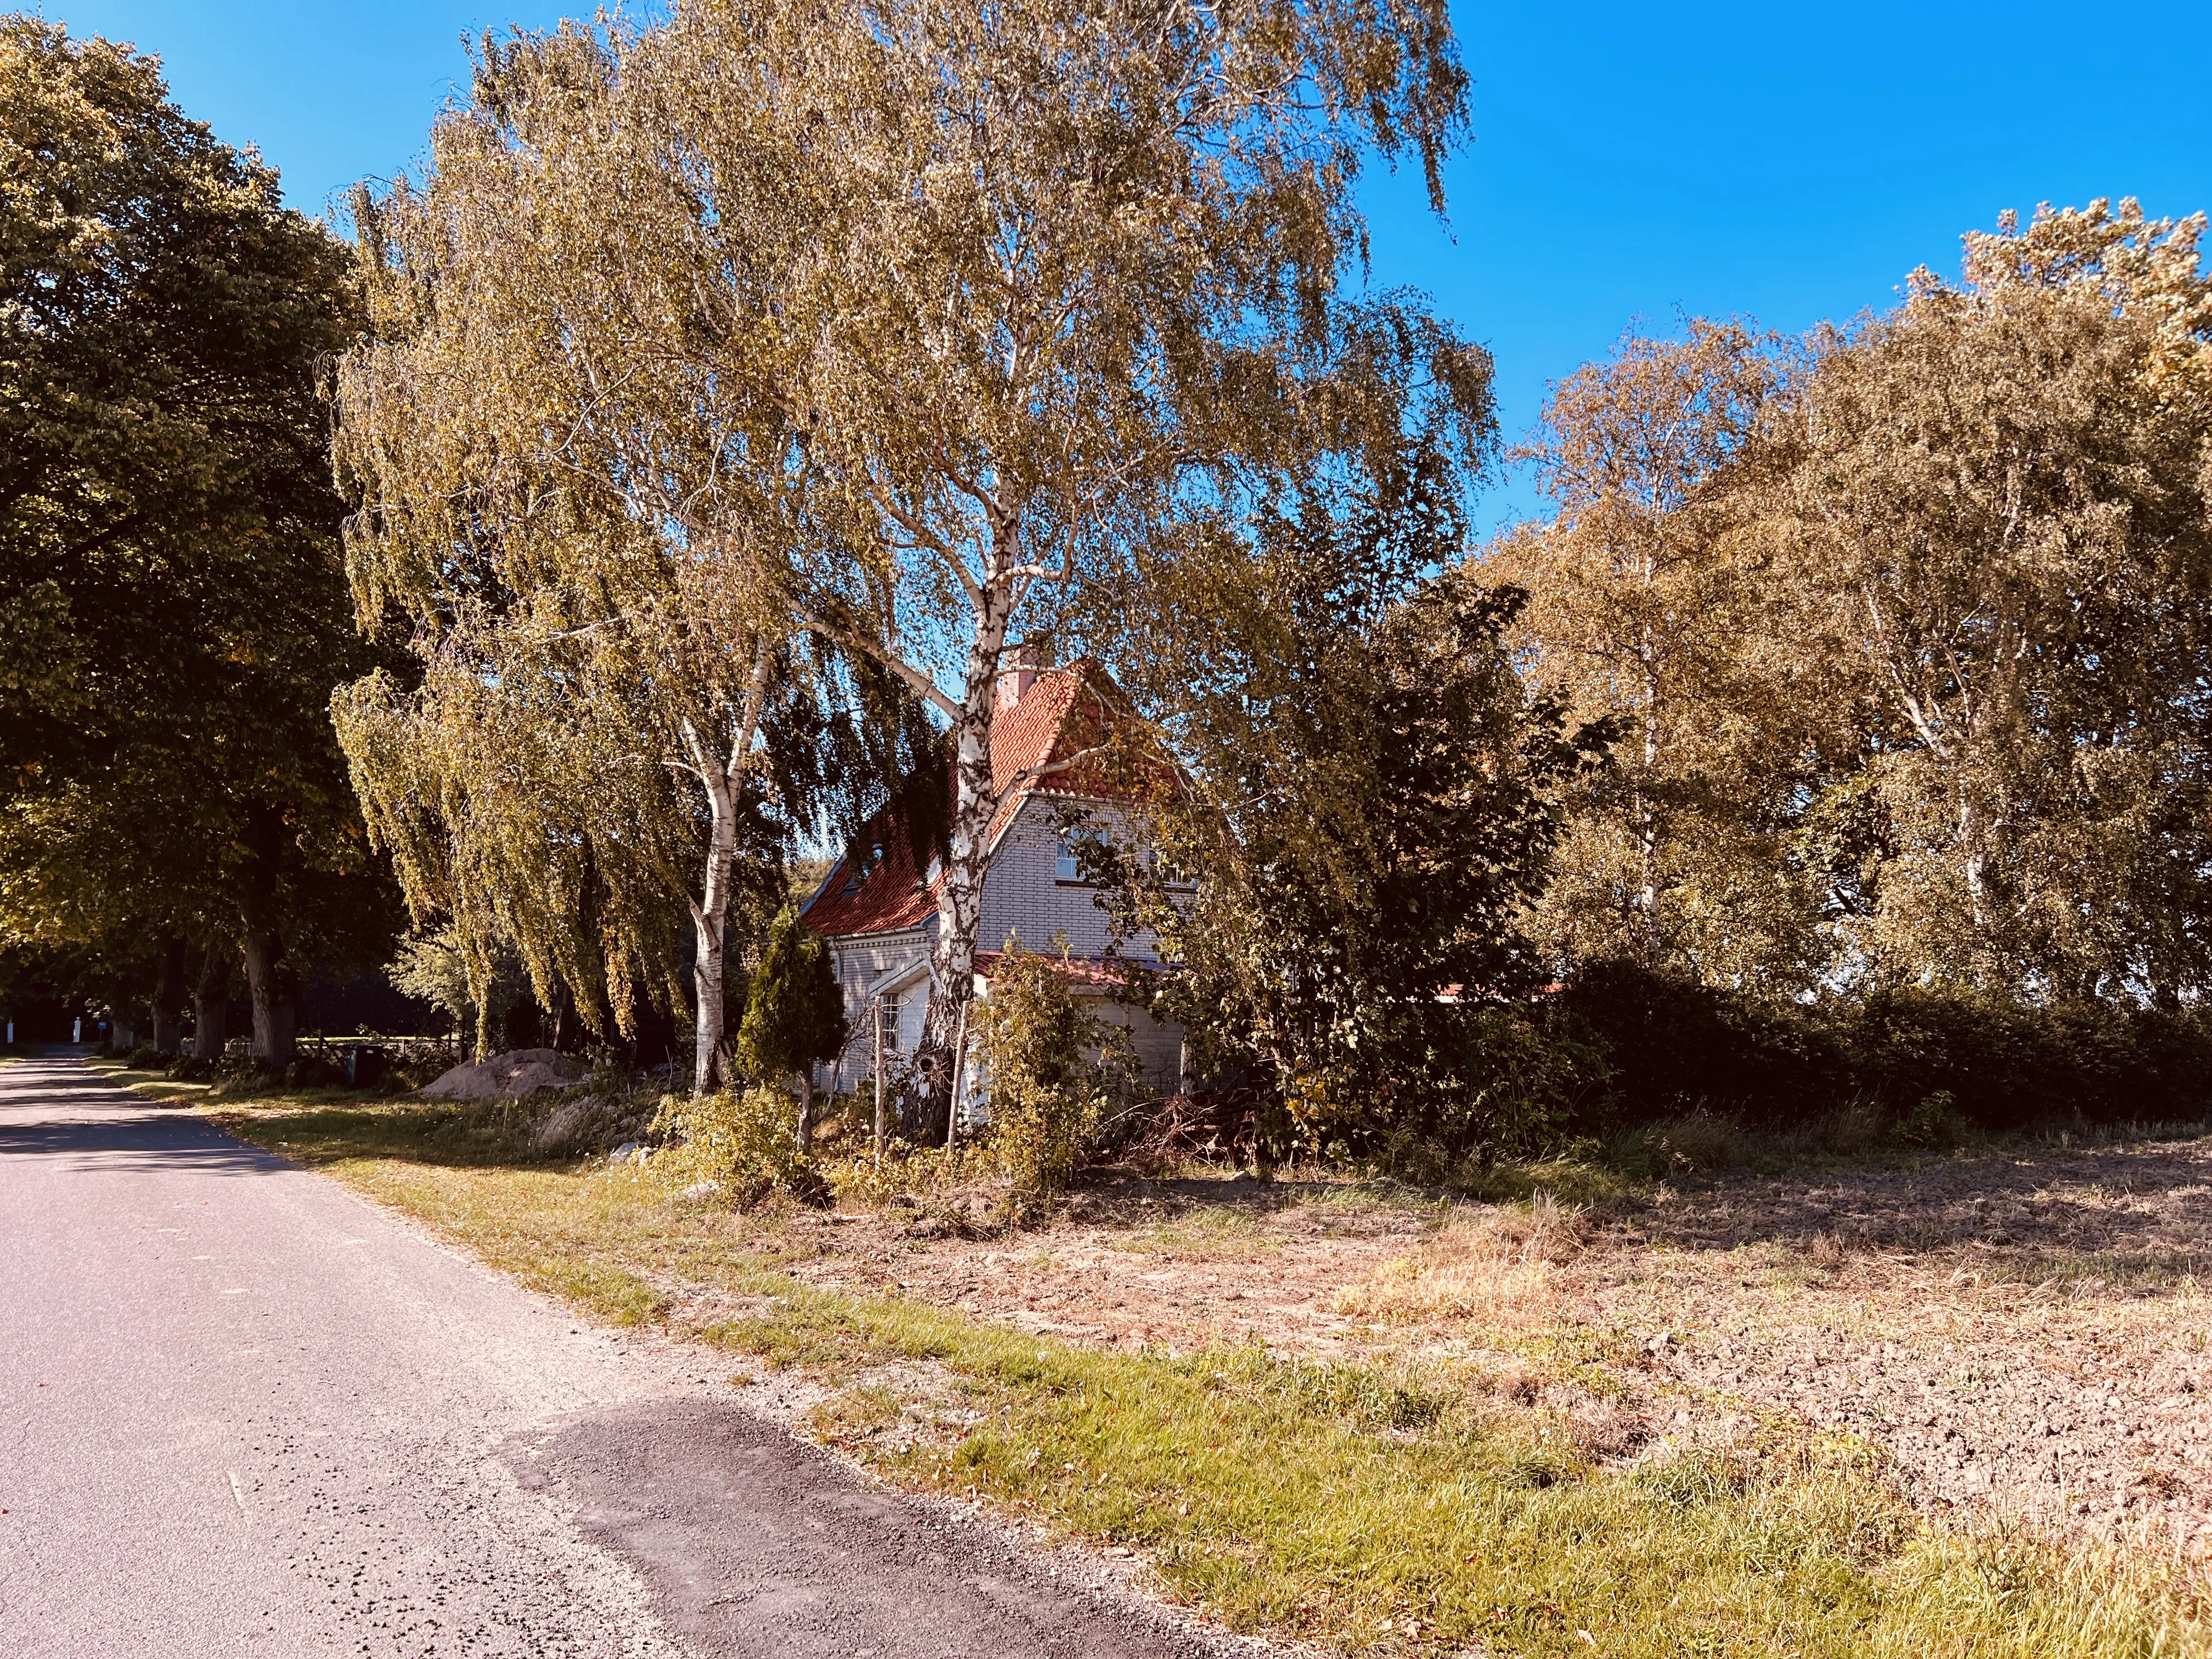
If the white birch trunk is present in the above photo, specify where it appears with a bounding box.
[682,645,774,1097]
[900,592,1012,1140]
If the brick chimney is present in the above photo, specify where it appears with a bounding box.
[996,642,1040,711]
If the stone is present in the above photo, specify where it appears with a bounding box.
[417,1048,587,1102]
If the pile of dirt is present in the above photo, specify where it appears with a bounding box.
[418,1048,586,1102]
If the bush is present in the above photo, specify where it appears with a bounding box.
[970,940,1133,1196]
[650,1085,827,1208]
[166,1053,218,1081]
[1555,959,2212,1137]
[1355,1006,1610,1182]
[390,1051,458,1090]
[1551,960,1841,1126]
[285,1054,347,1089]
[124,1042,162,1069]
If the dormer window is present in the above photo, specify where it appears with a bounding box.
[842,842,886,893]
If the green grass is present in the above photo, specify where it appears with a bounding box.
[87,1068,2212,1657]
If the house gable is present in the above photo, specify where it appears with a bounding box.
[975,794,1160,964]
[800,661,1164,944]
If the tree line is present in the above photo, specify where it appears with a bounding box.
[6,10,2209,1159]
[1098,200,2212,1163]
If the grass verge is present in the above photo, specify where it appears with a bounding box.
[92,1063,2212,1658]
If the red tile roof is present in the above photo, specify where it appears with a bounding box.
[972,949,1142,989]
[802,663,1154,940]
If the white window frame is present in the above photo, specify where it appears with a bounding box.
[1055,829,1087,884]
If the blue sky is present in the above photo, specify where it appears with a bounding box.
[53,1,2211,528]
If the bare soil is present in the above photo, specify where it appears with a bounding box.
[747,1134,2212,1549]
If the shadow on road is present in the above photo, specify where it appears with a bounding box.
[0,1114,292,1175]
[0,1060,294,1177]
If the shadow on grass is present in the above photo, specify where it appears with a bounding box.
[1588,1122,2212,1298]
[209,1094,578,1173]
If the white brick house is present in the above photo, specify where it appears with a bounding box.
[800,661,1186,1097]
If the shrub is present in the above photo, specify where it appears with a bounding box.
[1556,959,2212,1136]
[1357,1006,1610,1182]
[166,1053,218,1081]
[970,939,1133,1196]
[731,905,847,1146]
[285,1054,347,1089]
[650,1085,828,1207]
[124,1042,162,1069]
[1892,1089,1968,1150]
[1552,960,1841,1126]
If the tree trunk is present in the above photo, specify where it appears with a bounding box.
[794,1069,816,1153]
[192,940,229,1060]
[240,926,296,1069]
[150,934,187,1054]
[900,605,1012,1142]
[1957,791,1990,931]
[681,646,772,1096]
[238,805,296,1070]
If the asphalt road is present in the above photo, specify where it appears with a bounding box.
[0,1056,1227,1658]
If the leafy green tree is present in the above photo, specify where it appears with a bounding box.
[0,21,397,1065]
[1103,470,1607,1159]
[1486,321,1822,990]
[329,20,936,1088]
[386,923,531,1058]
[732,906,847,1149]
[339,0,1488,1138]
[1769,200,2212,1001]
[334,601,795,1080]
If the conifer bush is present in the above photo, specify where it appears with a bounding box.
[731,906,847,1149]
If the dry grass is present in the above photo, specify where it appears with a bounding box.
[1334,1192,1584,1324]
[82,1059,2212,1656]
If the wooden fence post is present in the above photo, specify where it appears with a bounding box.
[872,998,887,1167]
[946,994,970,1153]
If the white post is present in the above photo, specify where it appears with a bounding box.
[946,994,970,1152]
[872,999,887,1166]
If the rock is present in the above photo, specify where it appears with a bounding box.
[417,1048,587,1102]
[609,1141,651,1166]
[531,1096,600,1152]
[679,1181,721,1203]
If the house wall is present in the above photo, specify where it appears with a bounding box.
[977,797,1164,962]
[1085,991,1184,1092]
[818,797,1188,1099]
[823,926,931,1091]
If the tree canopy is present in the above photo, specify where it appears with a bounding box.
[1500,199,2212,1008]
[331,0,1491,1130]
[1101,465,1606,1153]
[0,20,395,1061]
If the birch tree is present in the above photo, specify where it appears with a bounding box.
[568,0,1487,1132]
[1774,200,2212,998]
[326,29,850,1087]
[1487,323,1820,988]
